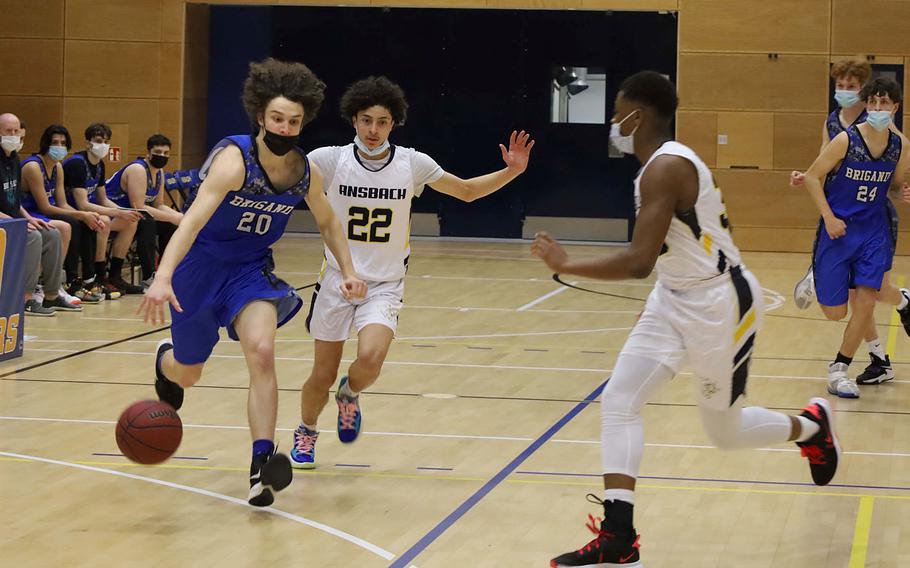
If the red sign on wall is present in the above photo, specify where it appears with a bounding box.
[109,146,121,162]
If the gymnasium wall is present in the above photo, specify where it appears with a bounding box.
[4,0,910,251]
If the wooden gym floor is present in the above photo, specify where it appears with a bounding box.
[1,237,909,567]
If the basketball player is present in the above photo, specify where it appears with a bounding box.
[105,133,182,293]
[801,77,910,398]
[138,59,367,506]
[791,59,910,386]
[289,76,534,469]
[531,72,841,567]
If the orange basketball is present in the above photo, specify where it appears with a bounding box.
[115,400,183,464]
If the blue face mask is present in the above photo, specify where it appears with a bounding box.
[48,146,67,161]
[354,136,390,157]
[834,90,860,108]
[866,110,892,131]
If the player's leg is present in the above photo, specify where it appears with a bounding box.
[551,288,683,568]
[689,267,841,485]
[293,339,344,468]
[293,266,355,467]
[793,219,822,310]
[233,299,292,507]
[336,279,402,444]
[855,276,895,385]
[107,216,143,294]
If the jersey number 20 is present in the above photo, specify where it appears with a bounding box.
[348,206,393,243]
[237,212,272,235]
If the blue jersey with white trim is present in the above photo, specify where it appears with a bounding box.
[106,158,161,208]
[187,135,310,263]
[824,126,901,224]
[826,109,867,141]
[19,155,56,212]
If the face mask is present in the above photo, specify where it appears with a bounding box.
[609,110,640,155]
[48,146,68,161]
[354,135,390,157]
[866,110,892,131]
[90,142,110,159]
[260,129,299,156]
[1,136,20,153]
[149,154,169,169]
[834,90,861,108]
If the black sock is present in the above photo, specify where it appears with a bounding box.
[834,352,852,366]
[604,500,635,532]
[95,261,107,282]
[109,257,125,281]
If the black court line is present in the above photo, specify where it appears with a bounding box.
[0,282,316,380]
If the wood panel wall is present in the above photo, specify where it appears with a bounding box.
[5,0,908,253]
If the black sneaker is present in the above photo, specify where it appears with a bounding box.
[249,451,293,507]
[550,496,642,567]
[898,288,910,338]
[795,397,841,486]
[154,338,184,411]
[108,277,144,295]
[856,354,895,385]
[43,295,83,312]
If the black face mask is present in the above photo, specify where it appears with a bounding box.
[149,154,169,169]
[262,130,299,156]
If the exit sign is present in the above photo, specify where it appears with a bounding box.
[109,146,121,162]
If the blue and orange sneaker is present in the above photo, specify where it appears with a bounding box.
[336,376,362,444]
[290,426,319,469]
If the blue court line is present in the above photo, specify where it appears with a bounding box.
[514,470,910,493]
[92,452,208,461]
[387,380,607,568]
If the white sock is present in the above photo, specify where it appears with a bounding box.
[339,379,358,398]
[796,416,820,442]
[898,290,909,310]
[867,339,886,360]
[603,488,636,505]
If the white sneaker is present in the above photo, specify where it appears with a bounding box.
[827,362,860,398]
[33,284,45,304]
[794,266,815,310]
[58,286,82,306]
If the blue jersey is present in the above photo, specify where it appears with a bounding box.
[823,126,901,225]
[63,152,104,206]
[826,109,867,141]
[19,155,57,213]
[188,135,310,263]
[106,158,161,208]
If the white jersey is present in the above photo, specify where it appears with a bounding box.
[314,144,442,281]
[634,141,742,289]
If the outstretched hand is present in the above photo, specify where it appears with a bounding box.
[500,130,535,174]
[530,231,568,273]
[137,276,182,324]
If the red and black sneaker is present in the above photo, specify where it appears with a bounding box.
[796,397,842,486]
[550,496,642,567]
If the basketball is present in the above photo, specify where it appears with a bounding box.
[115,400,183,464]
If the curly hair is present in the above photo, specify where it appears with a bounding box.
[339,76,408,126]
[830,57,872,85]
[860,76,903,105]
[39,124,72,154]
[242,58,326,128]
[84,122,112,141]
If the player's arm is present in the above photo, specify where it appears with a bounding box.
[804,131,849,239]
[304,164,367,300]
[889,134,910,202]
[152,184,183,225]
[138,145,245,323]
[532,155,688,280]
[23,161,81,221]
[428,130,534,202]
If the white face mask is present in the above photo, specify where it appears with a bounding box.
[90,142,110,159]
[354,135,390,157]
[609,110,640,155]
[1,136,20,153]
